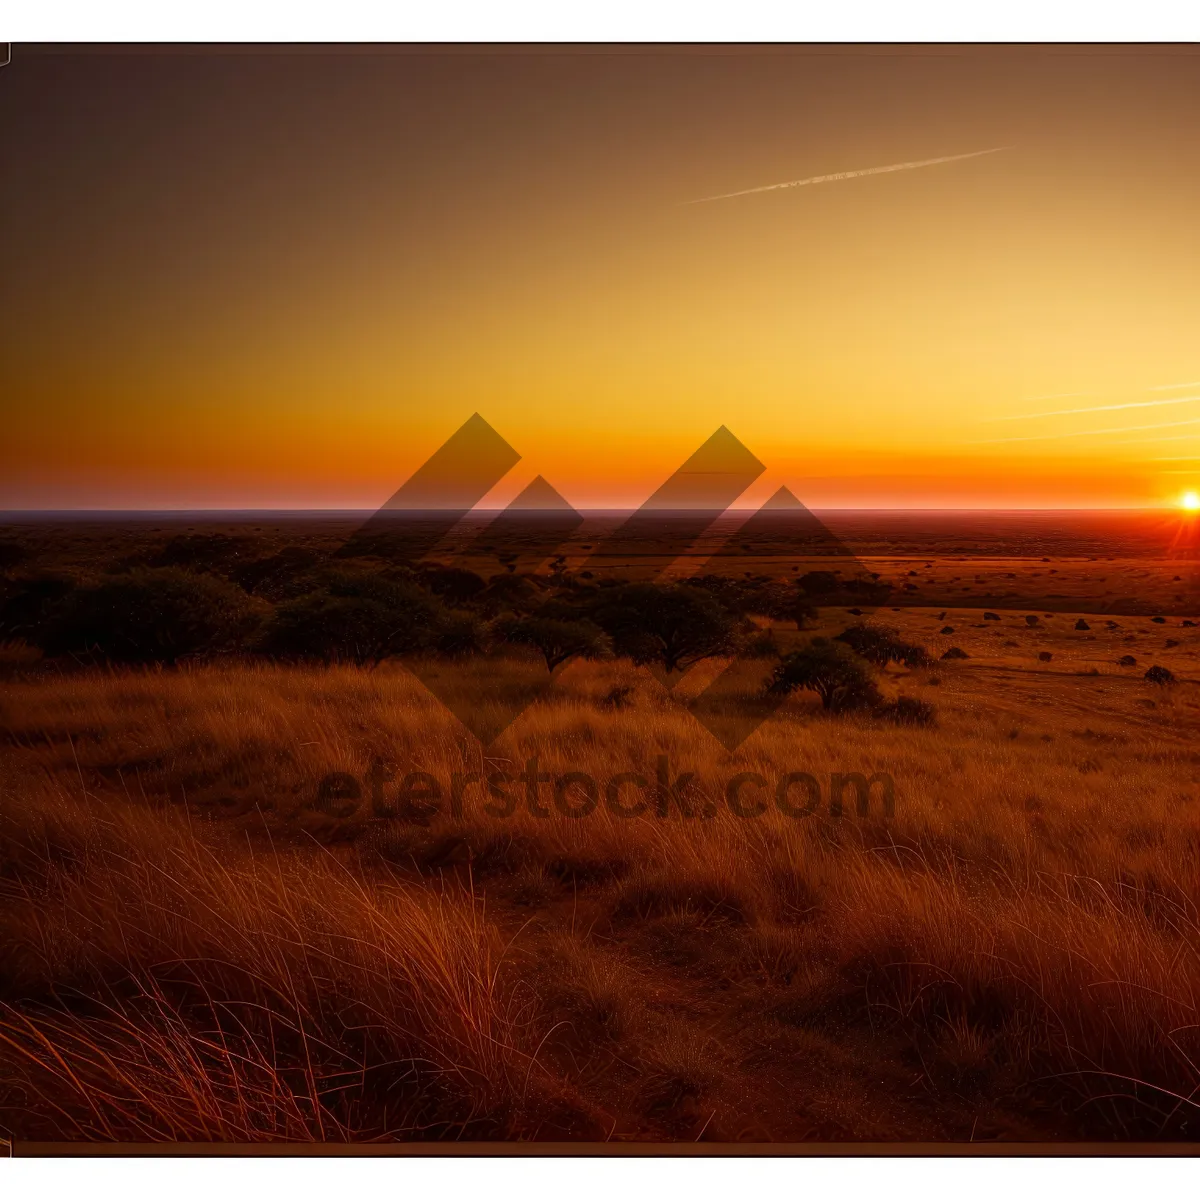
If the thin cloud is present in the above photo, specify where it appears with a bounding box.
[985,395,1200,422]
[972,416,1200,444]
[685,146,1010,205]
[1106,433,1200,446]
[1150,380,1200,391]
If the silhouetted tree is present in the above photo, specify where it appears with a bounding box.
[259,574,449,666]
[38,568,261,664]
[835,623,930,668]
[767,638,882,712]
[494,615,610,672]
[588,583,739,674]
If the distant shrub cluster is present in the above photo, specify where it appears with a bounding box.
[0,534,936,725]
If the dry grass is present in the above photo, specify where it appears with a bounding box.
[2,641,1200,1142]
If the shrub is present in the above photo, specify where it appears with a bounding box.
[767,638,882,713]
[0,575,74,640]
[1144,665,1176,685]
[797,570,839,597]
[231,547,323,597]
[145,533,259,575]
[37,569,261,664]
[435,611,485,658]
[0,542,28,573]
[941,647,969,660]
[741,629,781,659]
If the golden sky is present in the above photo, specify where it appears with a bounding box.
[3,45,1200,509]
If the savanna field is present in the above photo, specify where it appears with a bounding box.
[2,513,1200,1144]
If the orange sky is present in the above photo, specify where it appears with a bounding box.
[3,45,1200,510]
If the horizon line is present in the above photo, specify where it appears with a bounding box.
[1,504,1190,517]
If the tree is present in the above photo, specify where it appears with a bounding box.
[588,583,739,675]
[38,568,261,664]
[494,615,610,672]
[835,623,930,668]
[767,638,881,713]
[259,574,448,665]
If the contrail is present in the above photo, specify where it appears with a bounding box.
[685,146,1010,205]
[985,395,1200,421]
[972,416,1200,444]
[1151,380,1200,391]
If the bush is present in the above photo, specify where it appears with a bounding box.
[145,533,259,575]
[37,569,261,664]
[767,638,882,713]
[941,646,970,661]
[1144,665,1176,685]
[0,542,28,573]
[797,570,839,597]
[231,547,323,598]
[435,611,485,658]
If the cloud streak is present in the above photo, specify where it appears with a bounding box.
[986,395,1200,421]
[685,147,1010,205]
[973,416,1200,444]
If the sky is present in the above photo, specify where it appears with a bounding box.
[2,44,1200,511]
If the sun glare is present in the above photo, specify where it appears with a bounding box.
[1182,490,1200,512]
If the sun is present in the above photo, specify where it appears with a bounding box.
[1182,490,1200,512]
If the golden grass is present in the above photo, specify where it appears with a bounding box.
[2,647,1200,1141]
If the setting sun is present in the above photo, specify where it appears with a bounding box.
[1182,490,1200,511]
